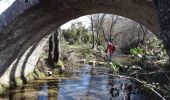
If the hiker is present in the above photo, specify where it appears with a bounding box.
[105,42,116,62]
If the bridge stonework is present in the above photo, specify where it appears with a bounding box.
[153,0,170,60]
[0,0,166,85]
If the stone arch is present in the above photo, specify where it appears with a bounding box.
[0,0,160,78]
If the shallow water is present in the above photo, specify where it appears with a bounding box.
[0,64,158,100]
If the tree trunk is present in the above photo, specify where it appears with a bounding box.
[53,29,60,64]
[110,15,118,42]
[92,33,96,48]
[102,27,109,42]
[153,0,170,60]
[90,15,96,49]
[48,35,53,66]
[96,14,105,46]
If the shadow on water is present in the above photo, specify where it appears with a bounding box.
[37,83,48,100]
[0,64,163,100]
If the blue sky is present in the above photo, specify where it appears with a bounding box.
[0,0,15,14]
[60,16,90,29]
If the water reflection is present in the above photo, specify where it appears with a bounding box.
[0,64,157,100]
[37,83,48,100]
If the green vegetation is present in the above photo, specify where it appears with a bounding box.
[130,36,168,63]
[38,14,170,99]
[0,68,47,96]
[0,84,7,96]
[54,60,64,69]
[109,62,122,72]
[62,22,92,45]
[130,47,143,58]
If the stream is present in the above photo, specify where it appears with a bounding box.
[0,64,160,100]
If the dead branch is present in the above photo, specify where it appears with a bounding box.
[115,75,166,100]
[138,71,170,75]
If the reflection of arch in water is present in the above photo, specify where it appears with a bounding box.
[0,0,162,85]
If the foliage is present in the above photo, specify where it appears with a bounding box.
[54,60,64,69]
[81,32,92,44]
[109,62,123,72]
[79,48,92,59]
[142,37,167,59]
[62,22,91,44]
[130,36,168,62]
[130,47,143,58]
[97,45,105,51]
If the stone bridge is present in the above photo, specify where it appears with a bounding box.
[0,0,169,85]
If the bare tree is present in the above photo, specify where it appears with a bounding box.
[102,15,118,42]
[95,14,106,45]
[90,15,96,49]
[89,14,106,48]
[89,13,149,51]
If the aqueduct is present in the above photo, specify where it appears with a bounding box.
[0,0,169,85]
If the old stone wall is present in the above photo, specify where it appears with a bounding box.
[0,36,48,86]
[0,0,160,85]
[0,0,39,32]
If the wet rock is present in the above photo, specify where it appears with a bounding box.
[79,59,86,63]
[46,70,53,76]
[131,66,141,70]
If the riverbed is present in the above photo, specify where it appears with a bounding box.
[0,64,160,100]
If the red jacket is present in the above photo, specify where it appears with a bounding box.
[107,42,116,54]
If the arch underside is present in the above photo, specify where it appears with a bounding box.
[0,0,159,77]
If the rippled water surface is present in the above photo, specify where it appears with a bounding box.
[0,64,157,100]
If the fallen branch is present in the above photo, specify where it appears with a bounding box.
[114,75,166,100]
[137,71,170,75]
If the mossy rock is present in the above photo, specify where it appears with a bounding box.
[34,69,46,79]
[54,60,65,69]
[15,77,24,86]
[25,69,46,82]
[98,62,105,66]
[53,69,59,75]
[26,72,37,81]
[0,83,11,96]
[88,61,95,65]
[0,69,47,95]
[0,84,6,95]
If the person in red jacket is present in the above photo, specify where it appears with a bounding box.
[105,42,116,62]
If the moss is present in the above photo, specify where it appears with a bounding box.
[98,62,105,66]
[54,60,64,69]
[0,84,6,95]
[34,69,46,79]
[15,77,24,86]
[53,69,59,75]
[0,68,48,95]
[0,83,11,96]
[25,69,46,82]
[25,72,37,81]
